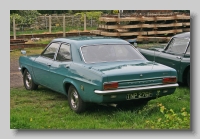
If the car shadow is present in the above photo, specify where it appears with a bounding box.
[84,99,150,114]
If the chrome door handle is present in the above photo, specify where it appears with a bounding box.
[65,64,70,68]
[176,56,181,59]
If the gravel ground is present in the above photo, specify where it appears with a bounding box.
[10,57,23,88]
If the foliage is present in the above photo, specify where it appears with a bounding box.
[74,11,103,23]
[10,14,22,25]
[10,10,41,27]
[113,10,119,14]
[143,103,190,129]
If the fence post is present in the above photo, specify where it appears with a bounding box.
[49,15,51,33]
[84,14,86,31]
[63,15,66,37]
[13,17,16,40]
[118,12,120,25]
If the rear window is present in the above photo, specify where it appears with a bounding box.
[81,44,144,63]
[165,38,190,54]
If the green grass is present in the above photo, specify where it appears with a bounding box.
[10,86,190,129]
[10,46,44,58]
[10,26,97,36]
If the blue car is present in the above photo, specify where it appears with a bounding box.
[19,36,178,113]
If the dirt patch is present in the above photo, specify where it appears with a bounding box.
[10,57,23,88]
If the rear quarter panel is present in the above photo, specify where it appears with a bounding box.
[63,63,106,103]
[19,55,39,84]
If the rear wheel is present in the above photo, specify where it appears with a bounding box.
[187,69,190,87]
[68,85,86,113]
[23,69,38,90]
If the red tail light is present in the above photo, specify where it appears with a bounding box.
[163,77,177,84]
[103,82,118,90]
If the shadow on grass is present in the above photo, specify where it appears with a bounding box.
[84,99,151,114]
[37,86,150,114]
[27,86,160,115]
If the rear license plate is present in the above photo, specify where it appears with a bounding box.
[126,92,152,100]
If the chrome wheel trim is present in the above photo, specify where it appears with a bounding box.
[25,72,32,88]
[70,89,79,109]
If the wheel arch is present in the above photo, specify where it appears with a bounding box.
[20,65,32,74]
[63,79,82,97]
[182,65,190,84]
[21,67,27,74]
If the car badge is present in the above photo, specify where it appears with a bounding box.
[80,85,84,91]
[140,74,143,77]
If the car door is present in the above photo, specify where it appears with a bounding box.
[33,42,61,87]
[155,37,190,78]
[47,43,72,93]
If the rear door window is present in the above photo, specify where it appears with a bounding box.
[41,43,60,59]
[56,43,71,61]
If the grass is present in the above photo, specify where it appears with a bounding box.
[10,86,190,129]
[10,46,44,58]
[10,47,190,130]
[10,26,97,36]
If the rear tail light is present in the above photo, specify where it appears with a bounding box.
[103,82,118,90]
[163,77,177,84]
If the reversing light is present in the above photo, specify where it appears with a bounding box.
[163,77,177,84]
[103,82,118,90]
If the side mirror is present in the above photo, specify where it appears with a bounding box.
[21,50,27,55]
[134,42,137,48]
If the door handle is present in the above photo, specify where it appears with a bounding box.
[176,56,181,59]
[65,64,70,68]
[46,63,51,66]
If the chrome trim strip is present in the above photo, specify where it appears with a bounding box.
[103,76,176,84]
[94,83,178,95]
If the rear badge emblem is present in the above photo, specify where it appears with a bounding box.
[140,74,143,77]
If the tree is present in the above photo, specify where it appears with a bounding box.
[10,10,41,27]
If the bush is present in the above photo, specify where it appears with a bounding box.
[74,11,103,23]
[10,10,41,27]
[144,103,190,129]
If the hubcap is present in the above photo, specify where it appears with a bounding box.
[25,72,32,88]
[70,90,79,109]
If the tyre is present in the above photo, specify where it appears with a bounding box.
[23,69,38,90]
[68,85,86,113]
[187,69,190,87]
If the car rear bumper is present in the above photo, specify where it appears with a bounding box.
[94,83,178,95]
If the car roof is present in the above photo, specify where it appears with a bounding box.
[51,36,130,48]
[173,32,190,39]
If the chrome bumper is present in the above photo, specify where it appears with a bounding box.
[94,83,178,95]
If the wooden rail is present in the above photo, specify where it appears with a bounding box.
[99,15,190,22]
[91,14,190,42]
